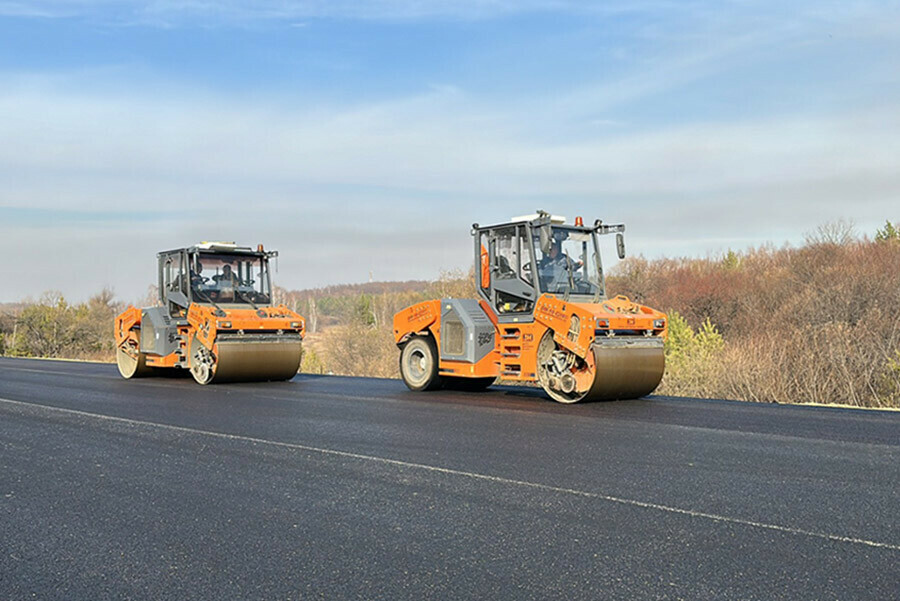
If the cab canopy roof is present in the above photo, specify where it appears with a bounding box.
[510,213,566,224]
[157,242,272,257]
[474,212,571,232]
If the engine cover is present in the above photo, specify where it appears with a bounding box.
[439,298,495,364]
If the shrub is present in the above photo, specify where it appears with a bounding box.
[3,289,121,361]
[882,351,900,405]
[609,228,900,407]
[319,322,398,378]
[300,346,327,375]
[875,220,900,243]
[659,312,726,398]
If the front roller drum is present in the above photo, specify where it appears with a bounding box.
[537,332,665,403]
[584,340,665,401]
[190,335,302,385]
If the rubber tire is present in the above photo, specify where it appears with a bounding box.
[399,336,443,391]
[443,377,496,392]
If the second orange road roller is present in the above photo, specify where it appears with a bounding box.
[393,211,667,403]
[114,242,305,385]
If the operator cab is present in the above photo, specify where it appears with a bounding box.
[158,242,277,317]
[474,212,624,323]
[190,250,272,306]
[533,227,603,297]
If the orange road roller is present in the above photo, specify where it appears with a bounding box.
[393,212,667,403]
[114,242,305,385]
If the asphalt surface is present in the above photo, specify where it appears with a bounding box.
[0,357,897,600]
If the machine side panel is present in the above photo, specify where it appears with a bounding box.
[533,294,597,359]
[114,306,142,347]
[393,300,441,344]
[438,298,495,364]
[140,307,181,356]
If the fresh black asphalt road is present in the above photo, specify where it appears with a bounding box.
[0,357,897,600]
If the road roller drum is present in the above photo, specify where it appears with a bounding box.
[190,334,303,385]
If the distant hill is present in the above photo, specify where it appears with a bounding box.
[285,280,430,299]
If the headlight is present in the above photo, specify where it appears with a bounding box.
[217,321,232,329]
[653,319,666,329]
[596,318,609,328]
[290,321,301,329]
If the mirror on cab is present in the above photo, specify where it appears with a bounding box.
[539,224,552,255]
[616,232,626,259]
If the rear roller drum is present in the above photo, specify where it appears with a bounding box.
[400,336,443,391]
[117,344,152,379]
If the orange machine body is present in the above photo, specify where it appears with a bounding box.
[114,242,305,384]
[116,304,305,370]
[393,294,665,384]
[393,212,667,402]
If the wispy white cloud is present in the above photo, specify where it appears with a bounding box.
[2,74,898,197]
[1,69,898,302]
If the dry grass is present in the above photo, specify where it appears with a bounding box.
[612,235,900,407]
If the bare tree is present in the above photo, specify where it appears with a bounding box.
[804,219,857,247]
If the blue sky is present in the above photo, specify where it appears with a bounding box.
[1,1,899,302]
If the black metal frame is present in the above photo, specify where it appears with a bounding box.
[156,245,277,314]
[472,215,616,321]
